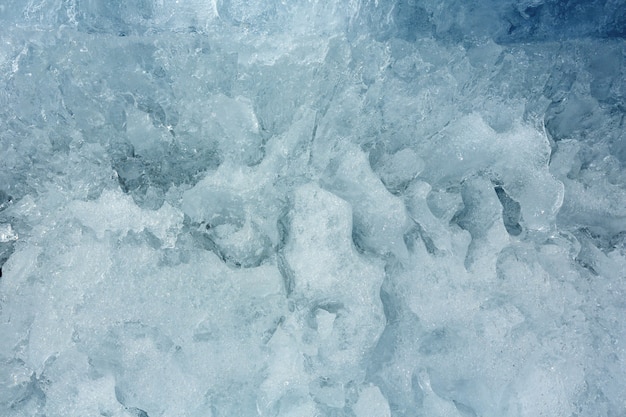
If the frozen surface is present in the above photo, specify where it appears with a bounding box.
[1,1,625,416]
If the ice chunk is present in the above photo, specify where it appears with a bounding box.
[314,308,335,340]
[502,365,578,417]
[70,188,183,246]
[260,183,385,410]
[353,385,391,417]
[550,140,626,235]
[180,160,283,267]
[205,94,264,166]
[544,95,603,142]
[0,359,38,411]
[452,175,509,270]
[0,223,17,242]
[416,371,465,417]
[309,377,345,408]
[217,0,273,26]
[321,144,410,259]
[283,183,386,361]
[2,223,285,415]
[419,114,564,231]
[40,353,134,417]
[373,147,424,194]
[404,180,458,255]
[285,183,383,302]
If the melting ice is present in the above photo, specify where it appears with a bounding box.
[0,0,625,416]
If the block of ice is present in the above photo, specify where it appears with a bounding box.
[419,114,564,232]
[258,183,385,412]
[180,160,282,267]
[373,147,424,194]
[321,144,410,259]
[453,175,509,269]
[203,94,264,166]
[70,188,183,246]
[353,385,391,417]
[0,223,17,243]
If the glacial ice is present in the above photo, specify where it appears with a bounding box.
[0,0,625,416]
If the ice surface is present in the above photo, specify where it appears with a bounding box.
[1,0,625,416]
[353,385,391,417]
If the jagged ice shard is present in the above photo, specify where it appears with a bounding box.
[0,0,625,416]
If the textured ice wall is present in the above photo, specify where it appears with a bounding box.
[0,1,625,416]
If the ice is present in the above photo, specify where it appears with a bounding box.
[70,188,182,245]
[321,144,410,258]
[372,147,424,194]
[453,175,509,269]
[1,0,625,416]
[283,183,385,365]
[0,224,17,243]
[353,385,391,417]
